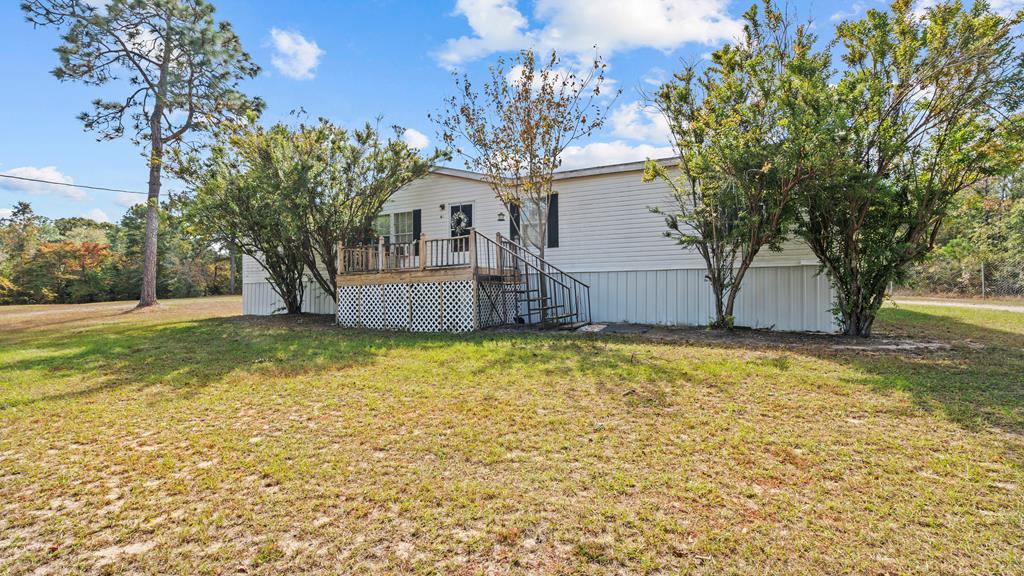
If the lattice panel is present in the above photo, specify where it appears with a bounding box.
[337,286,361,327]
[336,279,479,332]
[361,284,385,330]
[410,283,442,332]
[382,283,410,330]
[477,281,516,328]
[441,280,475,332]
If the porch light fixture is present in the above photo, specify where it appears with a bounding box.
[497,212,506,222]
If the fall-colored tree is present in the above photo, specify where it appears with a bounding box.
[434,49,617,259]
[16,241,112,303]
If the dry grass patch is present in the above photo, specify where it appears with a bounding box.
[0,297,1022,574]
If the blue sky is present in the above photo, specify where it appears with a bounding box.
[0,0,931,224]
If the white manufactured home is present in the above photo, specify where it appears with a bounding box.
[242,160,837,332]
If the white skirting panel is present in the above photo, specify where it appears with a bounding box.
[570,265,837,332]
[242,281,335,315]
[243,265,837,332]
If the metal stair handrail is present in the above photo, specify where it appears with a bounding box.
[473,230,591,326]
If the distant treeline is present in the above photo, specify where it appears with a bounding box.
[902,173,1024,297]
[0,199,237,305]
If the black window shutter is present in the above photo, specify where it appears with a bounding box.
[412,209,421,255]
[546,193,559,248]
[509,203,520,241]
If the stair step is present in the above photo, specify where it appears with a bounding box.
[559,322,589,331]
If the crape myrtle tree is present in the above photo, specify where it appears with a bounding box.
[23,0,262,308]
[179,118,437,312]
[180,119,308,314]
[282,118,440,302]
[433,49,617,259]
[645,1,833,328]
[797,0,1024,336]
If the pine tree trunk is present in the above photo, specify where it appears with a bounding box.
[138,29,172,309]
[138,144,162,308]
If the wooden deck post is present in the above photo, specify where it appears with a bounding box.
[469,228,479,329]
[495,232,503,276]
[377,236,385,272]
[337,242,345,275]
[468,228,478,275]
[419,233,427,271]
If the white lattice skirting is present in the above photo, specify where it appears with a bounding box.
[477,280,518,328]
[338,280,482,332]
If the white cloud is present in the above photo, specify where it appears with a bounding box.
[402,128,430,150]
[270,28,324,80]
[114,192,143,208]
[642,67,668,87]
[0,208,12,219]
[989,0,1024,14]
[609,101,672,143]
[438,0,530,67]
[437,0,743,68]
[830,2,864,22]
[83,208,110,223]
[913,0,1022,19]
[558,140,674,171]
[0,166,86,200]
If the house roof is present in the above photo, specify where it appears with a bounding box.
[429,157,676,182]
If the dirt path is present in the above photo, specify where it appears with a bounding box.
[893,298,1024,314]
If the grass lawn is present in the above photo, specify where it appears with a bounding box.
[1,297,1022,574]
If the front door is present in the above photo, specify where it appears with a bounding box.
[450,203,473,251]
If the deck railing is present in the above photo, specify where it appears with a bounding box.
[338,234,471,274]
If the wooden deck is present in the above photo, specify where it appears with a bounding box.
[335,230,590,330]
[337,232,511,287]
[335,265,507,286]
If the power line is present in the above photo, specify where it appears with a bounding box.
[0,174,151,196]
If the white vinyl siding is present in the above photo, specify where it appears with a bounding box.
[382,169,819,273]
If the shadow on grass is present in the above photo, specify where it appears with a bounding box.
[2,306,1020,441]
[0,317,394,410]
[837,308,1024,435]
[0,315,672,412]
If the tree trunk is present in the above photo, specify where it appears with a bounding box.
[840,286,884,337]
[841,308,872,337]
[138,26,172,309]
[228,245,236,294]
[138,143,162,308]
[710,277,727,328]
[283,290,302,314]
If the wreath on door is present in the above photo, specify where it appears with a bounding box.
[451,210,470,235]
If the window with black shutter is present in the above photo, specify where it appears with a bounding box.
[518,193,559,249]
